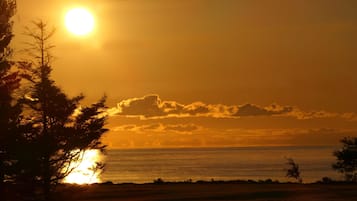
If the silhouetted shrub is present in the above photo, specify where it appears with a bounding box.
[101,181,114,185]
[321,177,333,184]
[332,137,357,182]
[285,158,302,183]
[184,179,193,183]
[153,178,165,184]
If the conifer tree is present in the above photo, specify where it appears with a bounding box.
[17,21,108,201]
[0,0,20,187]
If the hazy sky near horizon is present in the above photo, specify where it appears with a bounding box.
[12,0,357,148]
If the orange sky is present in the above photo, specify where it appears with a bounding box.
[12,0,357,148]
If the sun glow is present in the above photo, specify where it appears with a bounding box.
[63,149,103,184]
[65,7,95,36]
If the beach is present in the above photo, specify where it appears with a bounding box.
[65,183,357,201]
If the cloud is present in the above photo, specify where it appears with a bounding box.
[233,103,293,117]
[163,124,201,133]
[112,123,201,134]
[112,94,229,119]
[116,95,167,117]
[285,109,338,120]
[106,126,357,148]
[340,113,357,121]
[233,104,344,120]
[220,128,357,146]
[110,94,357,121]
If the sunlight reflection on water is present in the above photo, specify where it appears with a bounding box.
[63,149,104,184]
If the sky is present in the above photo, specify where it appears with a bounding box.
[12,0,357,148]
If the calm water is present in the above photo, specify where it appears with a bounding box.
[101,146,341,184]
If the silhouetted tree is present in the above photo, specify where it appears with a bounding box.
[0,0,20,188]
[15,21,108,201]
[332,137,357,182]
[285,158,302,183]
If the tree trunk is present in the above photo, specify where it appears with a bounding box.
[0,158,4,194]
[43,154,51,201]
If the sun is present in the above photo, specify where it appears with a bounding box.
[65,8,95,36]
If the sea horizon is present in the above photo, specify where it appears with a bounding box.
[100,145,342,184]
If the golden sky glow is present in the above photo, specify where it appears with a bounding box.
[12,0,357,149]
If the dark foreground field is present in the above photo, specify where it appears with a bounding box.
[66,183,357,201]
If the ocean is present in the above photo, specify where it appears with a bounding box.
[100,146,342,184]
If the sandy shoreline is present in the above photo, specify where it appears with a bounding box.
[60,183,357,201]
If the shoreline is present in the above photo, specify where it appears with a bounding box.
[61,182,357,201]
